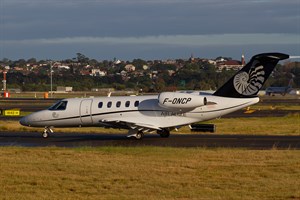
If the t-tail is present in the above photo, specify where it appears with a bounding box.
[213,53,289,98]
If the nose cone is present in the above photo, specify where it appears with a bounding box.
[19,111,48,127]
[19,112,38,126]
[19,116,30,126]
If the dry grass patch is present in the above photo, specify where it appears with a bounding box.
[0,147,299,199]
[212,115,300,135]
[179,115,300,135]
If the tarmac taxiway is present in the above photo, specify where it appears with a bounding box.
[1,97,299,149]
[0,132,299,149]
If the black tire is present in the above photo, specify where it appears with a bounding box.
[135,132,144,140]
[158,129,170,138]
[42,131,49,138]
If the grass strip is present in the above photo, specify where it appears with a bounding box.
[0,147,299,200]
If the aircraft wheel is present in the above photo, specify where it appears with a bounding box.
[158,129,170,138]
[135,131,144,140]
[42,131,49,138]
[42,127,53,138]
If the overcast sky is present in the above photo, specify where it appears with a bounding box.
[0,0,299,61]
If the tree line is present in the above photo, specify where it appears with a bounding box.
[1,54,300,92]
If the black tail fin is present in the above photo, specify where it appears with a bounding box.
[213,53,289,98]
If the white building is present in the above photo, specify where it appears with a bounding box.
[124,64,136,72]
[91,69,107,76]
[57,86,73,92]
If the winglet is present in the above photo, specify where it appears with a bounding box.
[213,53,289,98]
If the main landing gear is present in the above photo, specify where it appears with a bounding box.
[127,129,170,140]
[127,130,144,140]
[157,129,170,138]
[42,127,53,138]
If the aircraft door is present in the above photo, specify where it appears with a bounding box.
[80,99,93,124]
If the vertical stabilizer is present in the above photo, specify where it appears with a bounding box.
[213,53,289,98]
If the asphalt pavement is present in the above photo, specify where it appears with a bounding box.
[0,131,299,149]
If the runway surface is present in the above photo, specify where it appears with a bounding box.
[0,132,299,149]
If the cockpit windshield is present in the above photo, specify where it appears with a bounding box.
[48,101,68,111]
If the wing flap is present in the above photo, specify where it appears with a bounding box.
[100,118,161,132]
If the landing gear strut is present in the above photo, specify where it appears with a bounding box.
[157,129,170,138]
[43,127,53,138]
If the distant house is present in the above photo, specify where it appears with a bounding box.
[167,70,176,76]
[150,71,158,79]
[207,59,217,65]
[80,70,91,76]
[84,65,92,69]
[124,64,136,72]
[217,60,243,71]
[114,59,122,65]
[57,65,70,70]
[164,59,176,65]
[142,65,149,70]
[57,86,73,93]
[13,67,24,71]
[120,70,127,77]
[91,69,107,76]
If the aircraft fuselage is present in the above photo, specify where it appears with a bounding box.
[20,95,259,129]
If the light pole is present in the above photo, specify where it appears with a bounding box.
[2,71,7,92]
[50,64,53,98]
[50,62,58,98]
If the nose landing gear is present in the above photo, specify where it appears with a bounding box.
[42,127,53,138]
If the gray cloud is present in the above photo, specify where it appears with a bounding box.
[2,34,299,46]
[0,0,299,59]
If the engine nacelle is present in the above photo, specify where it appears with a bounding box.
[158,92,207,109]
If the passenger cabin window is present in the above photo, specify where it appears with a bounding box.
[116,101,121,108]
[107,101,112,108]
[125,101,130,107]
[134,100,139,107]
[48,101,68,111]
[98,102,103,108]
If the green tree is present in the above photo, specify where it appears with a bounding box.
[76,53,89,64]
[155,77,166,92]
[132,59,147,70]
[27,58,37,64]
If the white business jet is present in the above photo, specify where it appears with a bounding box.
[20,53,289,139]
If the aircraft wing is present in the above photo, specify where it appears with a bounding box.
[100,118,161,133]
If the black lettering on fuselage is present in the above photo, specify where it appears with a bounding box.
[161,111,185,116]
[163,98,169,104]
[171,98,192,104]
[163,97,192,105]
